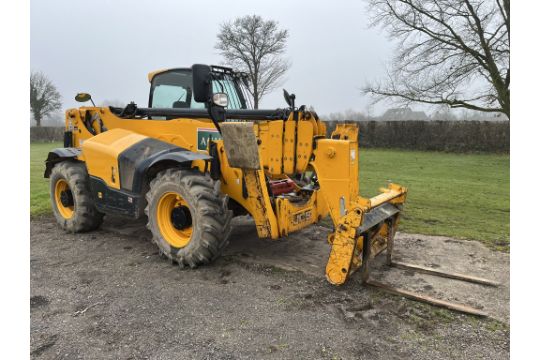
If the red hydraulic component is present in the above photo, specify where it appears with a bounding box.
[269,179,296,195]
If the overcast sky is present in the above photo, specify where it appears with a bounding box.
[31,0,397,116]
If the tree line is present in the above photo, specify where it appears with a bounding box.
[31,1,509,126]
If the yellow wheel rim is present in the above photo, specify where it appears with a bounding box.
[156,192,193,248]
[54,179,74,219]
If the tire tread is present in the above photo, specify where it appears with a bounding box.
[144,169,232,268]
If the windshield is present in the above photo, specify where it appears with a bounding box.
[149,69,248,110]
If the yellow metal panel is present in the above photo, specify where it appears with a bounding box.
[256,121,269,165]
[74,108,220,154]
[82,128,147,189]
[331,124,358,141]
[310,139,357,224]
[325,205,364,285]
[317,120,327,136]
[275,194,319,237]
[213,140,279,239]
[349,142,359,201]
[283,119,296,174]
[243,170,273,238]
[266,120,284,175]
[305,116,319,135]
[213,141,246,204]
[295,120,314,173]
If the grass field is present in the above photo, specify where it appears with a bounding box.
[30,142,61,216]
[30,142,509,249]
[359,149,509,250]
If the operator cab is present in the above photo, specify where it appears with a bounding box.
[148,66,250,112]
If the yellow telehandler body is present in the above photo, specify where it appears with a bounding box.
[45,64,406,285]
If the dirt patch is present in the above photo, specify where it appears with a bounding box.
[31,215,509,359]
[223,217,509,323]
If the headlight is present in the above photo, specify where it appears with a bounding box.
[212,93,229,107]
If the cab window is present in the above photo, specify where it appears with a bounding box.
[150,69,246,110]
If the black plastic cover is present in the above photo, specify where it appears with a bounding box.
[117,137,211,192]
[44,148,81,178]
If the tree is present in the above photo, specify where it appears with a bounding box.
[364,0,510,118]
[30,71,62,127]
[216,15,290,109]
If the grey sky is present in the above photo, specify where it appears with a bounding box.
[31,0,396,116]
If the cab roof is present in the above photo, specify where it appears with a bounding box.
[147,68,189,83]
[147,65,236,83]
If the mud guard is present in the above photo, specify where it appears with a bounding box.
[117,138,212,192]
[44,148,81,178]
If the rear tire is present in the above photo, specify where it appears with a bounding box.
[145,168,232,268]
[50,161,104,232]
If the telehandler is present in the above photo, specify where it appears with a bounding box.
[45,64,500,315]
[45,64,406,286]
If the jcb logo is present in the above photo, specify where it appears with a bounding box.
[197,128,221,151]
[292,210,312,225]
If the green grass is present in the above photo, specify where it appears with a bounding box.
[31,142,62,216]
[30,143,509,248]
[359,149,509,250]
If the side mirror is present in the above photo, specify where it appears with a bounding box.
[192,64,226,128]
[192,64,212,103]
[75,92,95,106]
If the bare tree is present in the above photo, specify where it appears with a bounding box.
[216,15,290,109]
[364,0,510,118]
[30,71,62,127]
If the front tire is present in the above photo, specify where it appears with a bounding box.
[50,161,104,232]
[145,168,232,268]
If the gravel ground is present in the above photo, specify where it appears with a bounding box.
[31,215,509,359]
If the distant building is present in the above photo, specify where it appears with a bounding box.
[379,107,428,121]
